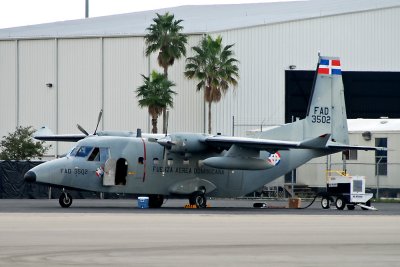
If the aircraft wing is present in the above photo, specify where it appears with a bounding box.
[34,134,86,142]
[33,126,86,142]
[205,134,385,152]
[205,136,301,152]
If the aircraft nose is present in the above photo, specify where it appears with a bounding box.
[24,171,36,183]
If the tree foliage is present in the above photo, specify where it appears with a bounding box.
[144,12,187,133]
[145,12,188,76]
[136,71,177,133]
[184,35,239,134]
[0,126,50,160]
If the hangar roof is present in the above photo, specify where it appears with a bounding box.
[0,0,399,39]
[348,119,400,133]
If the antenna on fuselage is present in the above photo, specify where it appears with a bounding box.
[136,128,142,138]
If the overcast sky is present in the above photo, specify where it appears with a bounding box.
[0,0,293,29]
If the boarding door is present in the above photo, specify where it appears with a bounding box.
[103,158,116,186]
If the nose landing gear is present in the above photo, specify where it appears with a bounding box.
[59,189,73,208]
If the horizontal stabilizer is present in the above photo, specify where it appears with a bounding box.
[327,143,387,151]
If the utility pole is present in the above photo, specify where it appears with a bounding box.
[85,0,89,18]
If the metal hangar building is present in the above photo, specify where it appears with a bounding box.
[0,0,399,161]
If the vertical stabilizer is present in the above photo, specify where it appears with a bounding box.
[304,56,349,144]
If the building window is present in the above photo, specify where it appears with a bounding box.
[375,138,387,176]
[342,150,357,160]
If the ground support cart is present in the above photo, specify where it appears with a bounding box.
[320,173,374,210]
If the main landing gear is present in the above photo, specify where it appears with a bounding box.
[148,195,164,208]
[189,191,207,208]
[59,189,73,208]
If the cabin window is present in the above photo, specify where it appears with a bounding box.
[88,147,100,161]
[153,158,159,165]
[138,157,144,164]
[75,146,93,158]
[167,159,173,166]
[183,159,189,165]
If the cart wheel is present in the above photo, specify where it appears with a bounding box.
[321,197,330,209]
[335,197,346,210]
[347,204,355,210]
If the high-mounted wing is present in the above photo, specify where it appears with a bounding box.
[201,134,384,170]
[33,126,86,142]
[204,135,301,152]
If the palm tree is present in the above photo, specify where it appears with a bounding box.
[184,35,239,134]
[144,12,188,133]
[136,71,176,133]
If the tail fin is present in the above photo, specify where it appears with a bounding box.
[259,56,349,144]
[303,56,349,144]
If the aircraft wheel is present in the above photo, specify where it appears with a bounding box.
[335,197,346,210]
[347,204,355,210]
[59,192,72,208]
[149,195,164,208]
[194,193,207,208]
[321,197,330,209]
[189,196,196,205]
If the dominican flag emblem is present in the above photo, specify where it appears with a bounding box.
[268,152,281,166]
[96,166,104,178]
[318,59,341,75]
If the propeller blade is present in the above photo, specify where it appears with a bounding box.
[77,124,89,136]
[162,146,168,177]
[165,110,169,136]
[94,109,103,135]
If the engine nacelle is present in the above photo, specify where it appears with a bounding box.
[158,133,209,154]
[202,156,274,170]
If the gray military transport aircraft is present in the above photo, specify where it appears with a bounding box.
[24,56,384,208]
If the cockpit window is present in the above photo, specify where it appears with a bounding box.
[69,146,79,157]
[88,147,100,161]
[75,146,93,158]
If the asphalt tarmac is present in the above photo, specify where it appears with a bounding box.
[1,199,400,266]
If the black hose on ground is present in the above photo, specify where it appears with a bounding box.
[299,193,323,209]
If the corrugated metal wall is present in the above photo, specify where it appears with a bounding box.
[103,37,149,132]
[0,41,17,139]
[0,7,399,156]
[18,40,56,133]
[214,7,400,136]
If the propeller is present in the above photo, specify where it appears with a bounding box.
[94,109,103,135]
[162,110,170,176]
[77,124,89,136]
[76,109,103,136]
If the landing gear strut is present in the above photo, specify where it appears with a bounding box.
[59,190,72,208]
[148,195,164,208]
